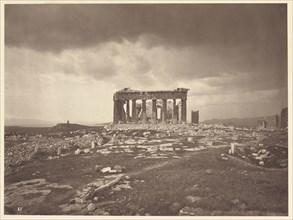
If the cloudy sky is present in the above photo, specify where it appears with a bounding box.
[4,4,288,125]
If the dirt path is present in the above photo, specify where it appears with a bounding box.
[127,160,171,176]
[226,154,288,171]
[127,152,201,176]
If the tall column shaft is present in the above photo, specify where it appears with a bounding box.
[121,100,126,123]
[126,100,130,122]
[142,99,147,124]
[113,99,118,124]
[116,100,122,122]
[152,99,157,124]
[178,102,182,124]
[132,99,137,123]
[176,105,179,122]
[181,98,187,124]
[162,99,167,123]
[172,99,177,124]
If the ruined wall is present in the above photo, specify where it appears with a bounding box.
[280,107,288,128]
[191,110,199,124]
[265,115,279,128]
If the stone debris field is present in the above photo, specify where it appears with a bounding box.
[4,123,288,216]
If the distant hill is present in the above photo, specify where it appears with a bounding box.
[95,122,112,126]
[5,123,105,136]
[5,118,57,127]
[5,126,50,136]
[48,123,91,132]
[4,118,107,127]
[202,115,278,128]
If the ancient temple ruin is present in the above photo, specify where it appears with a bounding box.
[113,88,189,124]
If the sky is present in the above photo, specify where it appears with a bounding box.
[4,4,288,125]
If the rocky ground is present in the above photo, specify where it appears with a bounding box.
[4,123,288,216]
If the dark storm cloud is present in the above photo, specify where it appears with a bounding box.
[5,4,287,51]
[5,4,288,92]
[4,4,288,122]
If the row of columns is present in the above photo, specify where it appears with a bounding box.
[114,98,187,124]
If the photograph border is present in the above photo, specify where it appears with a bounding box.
[0,1,292,219]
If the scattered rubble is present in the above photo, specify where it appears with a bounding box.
[87,203,96,212]
[58,174,133,215]
[220,153,229,161]
[179,207,207,216]
[5,131,105,171]
[5,123,288,174]
[169,202,181,213]
[205,169,213,175]
[4,122,288,216]
[94,165,103,172]
[4,178,73,214]
[99,165,124,173]
[185,195,201,203]
[231,140,288,168]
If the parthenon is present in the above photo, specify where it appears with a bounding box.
[113,88,189,124]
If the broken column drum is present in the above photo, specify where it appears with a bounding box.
[113,88,189,124]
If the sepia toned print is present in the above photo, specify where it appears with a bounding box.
[1,2,291,218]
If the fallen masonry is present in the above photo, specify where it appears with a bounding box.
[4,121,288,216]
[4,122,288,174]
[4,178,73,214]
[58,174,133,215]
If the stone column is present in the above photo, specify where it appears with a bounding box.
[162,99,167,123]
[178,101,182,124]
[113,99,118,124]
[152,99,157,124]
[176,105,179,122]
[181,98,187,124]
[172,99,177,124]
[126,100,130,122]
[118,100,126,123]
[116,100,122,123]
[142,99,147,124]
[122,100,127,123]
[132,99,137,123]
